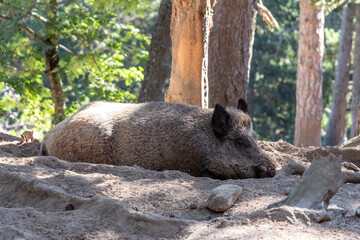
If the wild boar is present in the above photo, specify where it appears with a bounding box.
[40,99,278,179]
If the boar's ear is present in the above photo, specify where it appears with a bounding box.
[237,98,249,114]
[211,104,230,138]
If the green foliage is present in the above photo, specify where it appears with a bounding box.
[0,0,152,136]
[0,82,54,137]
[90,0,154,14]
[250,0,298,143]
[310,0,348,12]
[250,0,341,143]
[310,0,360,12]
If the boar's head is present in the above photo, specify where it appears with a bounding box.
[204,99,278,179]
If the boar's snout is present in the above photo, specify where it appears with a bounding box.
[251,146,279,178]
[253,164,276,178]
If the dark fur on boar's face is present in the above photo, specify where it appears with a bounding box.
[40,99,278,179]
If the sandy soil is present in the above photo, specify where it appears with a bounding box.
[0,132,359,239]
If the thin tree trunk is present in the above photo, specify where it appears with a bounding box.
[324,4,355,146]
[45,0,65,124]
[351,4,360,137]
[138,0,172,102]
[208,0,257,107]
[164,0,215,108]
[355,102,360,136]
[294,0,324,147]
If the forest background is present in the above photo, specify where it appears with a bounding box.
[0,0,350,144]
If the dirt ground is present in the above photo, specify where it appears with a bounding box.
[0,131,359,240]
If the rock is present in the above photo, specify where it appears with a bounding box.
[206,184,242,212]
[189,203,197,209]
[265,206,332,225]
[284,187,293,196]
[328,205,347,218]
[356,207,360,217]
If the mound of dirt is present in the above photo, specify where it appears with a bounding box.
[0,133,359,239]
[260,140,360,167]
[0,131,41,158]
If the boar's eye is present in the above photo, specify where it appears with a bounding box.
[234,137,250,148]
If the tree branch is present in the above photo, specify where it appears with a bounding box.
[338,134,360,147]
[19,25,35,37]
[0,12,50,45]
[1,66,45,75]
[284,157,360,185]
[0,0,48,23]
[59,44,74,54]
[343,162,360,172]
[0,14,11,21]
[18,24,52,46]
[27,11,47,23]
[269,154,360,214]
[343,171,360,183]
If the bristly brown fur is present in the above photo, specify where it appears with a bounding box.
[41,101,278,179]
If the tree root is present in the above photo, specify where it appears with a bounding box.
[343,162,360,172]
[269,154,360,210]
[304,147,360,167]
[267,154,360,223]
[338,135,360,147]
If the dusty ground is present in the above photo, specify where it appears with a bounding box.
[0,132,359,239]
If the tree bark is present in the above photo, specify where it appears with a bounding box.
[164,0,215,107]
[355,102,360,136]
[294,0,324,147]
[45,0,65,124]
[208,0,257,107]
[138,0,172,103]
[351,4,360,137]
[324,4,355,146]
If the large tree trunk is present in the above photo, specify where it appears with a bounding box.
[164,0,215,107]
[324,4,355,146]
[294,0,324,147]
[208,0,257,107]
[45,0,65,124]
[351,5,360,137]
[138,0,172,102]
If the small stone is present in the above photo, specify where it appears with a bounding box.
[206,184,243,212]
[241,219,251,225]
[355,207,360,217]
[189,203,197,209]
[216,220,227,228]
[284,187,293,196]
